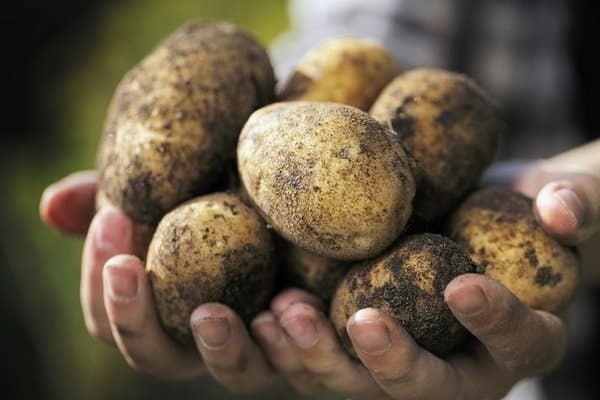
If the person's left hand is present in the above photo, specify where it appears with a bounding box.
[251,158,600,400]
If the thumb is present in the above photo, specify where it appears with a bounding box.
[513,166,600,245]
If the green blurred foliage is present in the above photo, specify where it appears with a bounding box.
[0,1,316,399]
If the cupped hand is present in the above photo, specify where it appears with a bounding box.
[40,171,276,392]
[258,279,565,400]
[253,155,600,399]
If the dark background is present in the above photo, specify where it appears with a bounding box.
[0,1,598,399]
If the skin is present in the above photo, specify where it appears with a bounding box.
[147,193,276,343]
[99,21,274,253]
[370,69,503,224]
[238,101,416,260]
[279,38,400,111]
[39,141,600,397]
[447,187,580,314]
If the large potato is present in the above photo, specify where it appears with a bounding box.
[237,101,416,261]
[447,187,580,314]
[330,234,477,357]
[370,69,503,223]
[146,193,276,343]
[279,38,399,111]
[98,21,275,254]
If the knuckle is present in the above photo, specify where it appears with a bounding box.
[209,353,248,376]
[371,347,420,384]
[303,358,338,379]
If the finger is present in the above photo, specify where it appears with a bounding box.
[40,171,98,235]
[445,274,567,377]
[347,308,461,400]
[81,207,133,344]
[103,255,204,379]
[279,303,386,399]
[191,303,275,394]
[251,311,325,396]
[533,174,600,245]
[271,288,324,317]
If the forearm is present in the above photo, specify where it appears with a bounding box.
[543,139,600,178]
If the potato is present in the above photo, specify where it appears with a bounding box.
[330,234,477,357]
[280,240,349,303]
[447,187,580,314]
[370,69,503,223]
[237,101,416,260]
[146,193,276,343]
[97,21,275,254]
[279,38,399,111]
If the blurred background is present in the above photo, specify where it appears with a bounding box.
[2,0,599,399]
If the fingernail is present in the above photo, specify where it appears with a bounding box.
[349,308,391,355]
[94,207,131,251]
[193,317,231,350]
[552,188,584,228]
[106,264,138,302]
[281,316,318,349]
[252,313,282,346]
[446,284,487,316]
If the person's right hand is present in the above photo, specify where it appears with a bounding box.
[39,171,277,391]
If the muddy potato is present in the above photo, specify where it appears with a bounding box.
[370,69,503,223]
[97,21,275,254]
[447,187,580,314]
[237,101,416,261]
[280,241,349,303]
[279,38,399,110]
[330,234,477,357]
[146,193,276,343]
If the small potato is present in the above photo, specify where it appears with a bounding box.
[98,21,275,254]
[447,187,580,314]
[370,69,503,223]
[330,233,477,357]
[237,101,416,261]
[279,38,400,110]
[146,193,276,343]
[280,240,349,303]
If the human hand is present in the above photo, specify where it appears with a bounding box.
[251,144,600,399]
[252,281,564,400]
[40,171,277,391]
[486,140,600,247]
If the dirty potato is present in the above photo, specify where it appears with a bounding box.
[98,21,275,254]
[447,187,580,314]
[146,193,276,343]
[279,38,400,110]
[237,101,416,261]
[370,69,503,223]
[280,240,349,303]
[330,234,477,357]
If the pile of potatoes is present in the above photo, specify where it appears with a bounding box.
[96,21,581,354]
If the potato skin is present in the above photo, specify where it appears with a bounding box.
[370,69,503,223]
[237,101,416,261]
[146,193,276,343]
[279,38,399,111]
[280,241,349,303]
[330,234,477,357]
[447,187,580,314]
[98,21,275,251]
